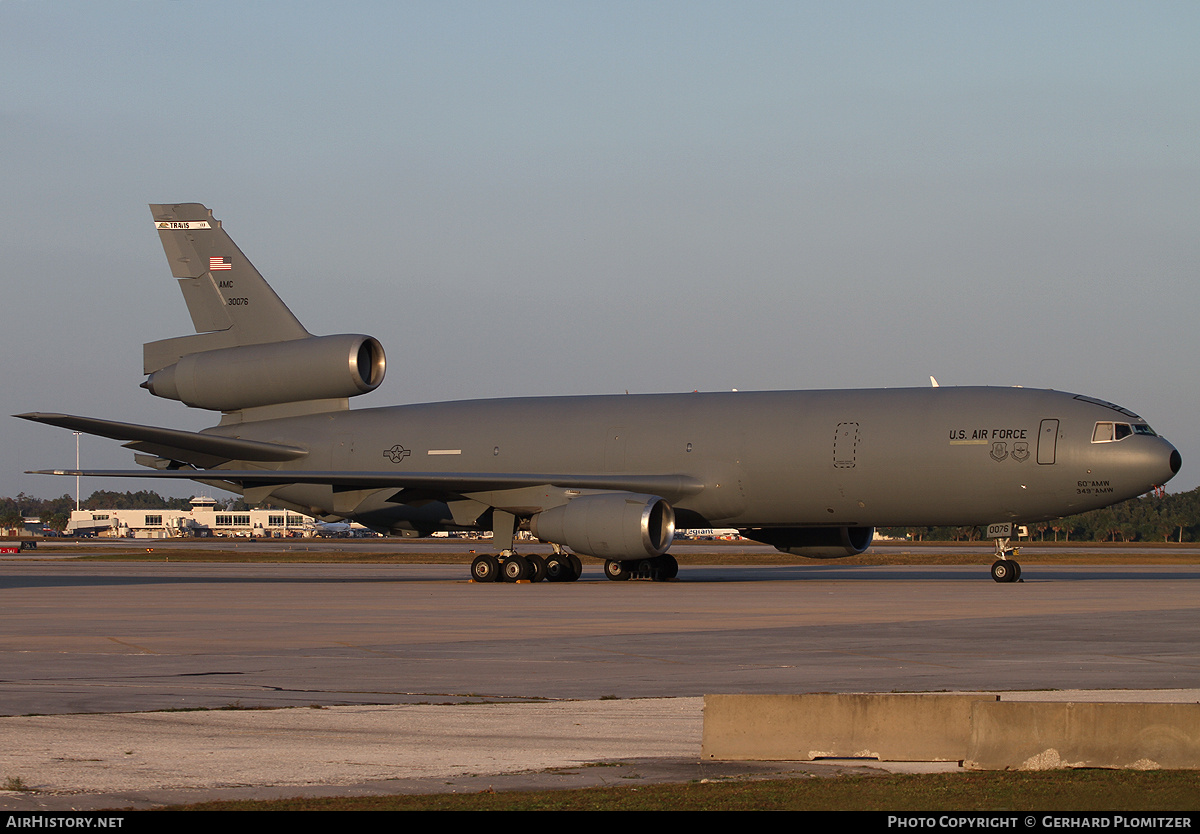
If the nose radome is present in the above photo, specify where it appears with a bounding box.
[1152,439,1183,488]
[1135,438,1182,490]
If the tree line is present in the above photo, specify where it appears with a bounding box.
[881,486,1200,543]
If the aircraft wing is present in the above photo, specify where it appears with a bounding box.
[26,468,705,503]
[15,413,308,468]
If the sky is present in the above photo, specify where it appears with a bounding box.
[2,1,1198,501]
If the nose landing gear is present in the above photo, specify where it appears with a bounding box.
[990,537,1022,583]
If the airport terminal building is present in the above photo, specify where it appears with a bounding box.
[65,496,322,538]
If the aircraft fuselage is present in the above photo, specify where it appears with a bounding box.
[211,386,1178,533]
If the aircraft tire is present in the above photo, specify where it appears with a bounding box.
[567,554,583,581]
[471,554,500,583]
[502,555,530,582]
[544,554,571,582]
[653,553,679,581]
[990,559,1018,583]
[525,554,546,583]
[604,559,631,581]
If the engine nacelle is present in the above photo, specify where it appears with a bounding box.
[745,526,874,559]
[143,333,385,411]
[530,493,675,560]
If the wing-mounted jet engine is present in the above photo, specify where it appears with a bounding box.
[529,492,677,581]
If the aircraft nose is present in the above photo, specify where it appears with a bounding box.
[1119,436,1181,491]
[1153,438,1182,487]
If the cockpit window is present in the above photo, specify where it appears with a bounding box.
[1092,421,1155,442]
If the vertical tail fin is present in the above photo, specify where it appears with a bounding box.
[141,204,384,423]
[144,203,310,374]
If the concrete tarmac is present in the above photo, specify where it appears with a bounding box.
[2,557,1199,808]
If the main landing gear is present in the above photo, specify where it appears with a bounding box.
[472,510,584,583]
[470,508,680,584]
[603,553,679,582]
[990,538,1022,583]
[470,550,681,583]
[470,549,583,583]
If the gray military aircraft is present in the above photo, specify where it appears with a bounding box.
[20,204,1181,583]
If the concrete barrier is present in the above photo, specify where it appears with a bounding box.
[702,693,993,762]
[703,693,1200,770]
[966,701,1200,771]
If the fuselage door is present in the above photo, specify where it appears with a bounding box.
[834,422,860,469]
[1037,419,1059,465]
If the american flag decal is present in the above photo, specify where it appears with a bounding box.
[209,256,232,271]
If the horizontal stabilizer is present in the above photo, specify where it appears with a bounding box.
[15,413,308,467]
[26,468,704,503]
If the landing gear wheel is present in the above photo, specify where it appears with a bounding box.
[604,559,631,581]
[654,553,679,581]
[502,555,530,582]
[524,554,546,583]
[989,536,1022,583]
[990,559,1020,583]
[544,554,572,582]
[471,554,500,583]
[567,554,583,582]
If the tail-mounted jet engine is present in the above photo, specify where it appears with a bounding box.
[530,492,675,560]
[746,526,874,558]
[142,334,386,412]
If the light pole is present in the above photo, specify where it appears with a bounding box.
[73,431,81,512]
